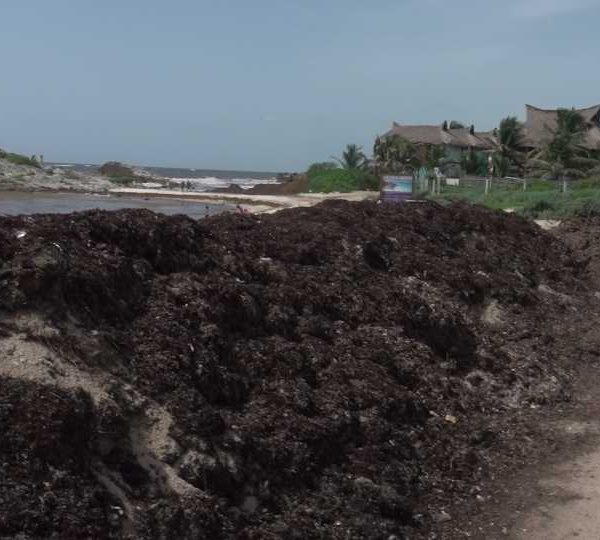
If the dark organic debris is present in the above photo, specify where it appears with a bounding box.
[0,201,588,538]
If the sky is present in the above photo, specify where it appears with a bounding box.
[1,0,599,172]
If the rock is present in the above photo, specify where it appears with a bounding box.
[98,161,135,178]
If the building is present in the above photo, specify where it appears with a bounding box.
[523,104,600,151]
[378,121,497,176]
[381,122,498,153]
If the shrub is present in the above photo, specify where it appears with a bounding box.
[572,199,600,218]
[308,169,379,193]
[521,199,558,217]
[306,162,338,178]
[0,151,41,168]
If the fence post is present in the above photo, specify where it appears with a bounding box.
[484,177,490,195]
[523,178,527,192]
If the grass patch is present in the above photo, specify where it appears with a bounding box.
[307,168,379,193]
[432,181,600,219]
[0,149,41,169]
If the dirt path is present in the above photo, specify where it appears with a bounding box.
[447,363,600,540]
[515,440,600,539]
[509,373,600,540]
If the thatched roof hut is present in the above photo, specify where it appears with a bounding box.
[523,104,600,150]
[382,122,498,151]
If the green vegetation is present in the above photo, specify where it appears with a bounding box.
[333,144,368,170]
[307,168,379,193]
[526,109,600,190]
[461,148,488,176]
[373,135,421,173]
[431,178,600,218]
[305,143,378,192]
[494,116,526,177]
[0,149,41,168]
[306,161,338,177]
[429,110,600,218]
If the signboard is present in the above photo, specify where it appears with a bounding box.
[381,175,414,202]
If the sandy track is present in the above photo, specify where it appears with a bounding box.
[515,440,600,539]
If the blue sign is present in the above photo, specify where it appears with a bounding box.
[381,175,413,202]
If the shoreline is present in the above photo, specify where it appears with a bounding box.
[108,187,379,212]
[0,188,380,217]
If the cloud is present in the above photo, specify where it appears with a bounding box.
[513,0,600,17]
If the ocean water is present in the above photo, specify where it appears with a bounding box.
[49,163,283,192]
[0,192,229,219]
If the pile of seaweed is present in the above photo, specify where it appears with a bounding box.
[0,201,586,538]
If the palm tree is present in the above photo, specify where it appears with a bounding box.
[496,116,526,176]
[461,148,488,176]
[334,144,367,170]
[547,109,587,164]
[493,154,511,178]
[526,109,600,191]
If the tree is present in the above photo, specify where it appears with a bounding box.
[449,120,465,129]
[493,154,511,178]
[526,109,600,190]
[423,145,446,170]
[334,144,367,170]
[373,135,420,173]
[461,148,488,176]
[495,116,526,176]
[547,109,587,164]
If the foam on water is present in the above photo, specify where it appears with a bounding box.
[169,175,280,191]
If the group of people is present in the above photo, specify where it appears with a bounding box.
[179,180,194,192]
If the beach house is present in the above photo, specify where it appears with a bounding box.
[522,104,600,151]
[377,121,497,176]
[381,122,497,156]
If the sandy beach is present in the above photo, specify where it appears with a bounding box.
[108,187,379,213]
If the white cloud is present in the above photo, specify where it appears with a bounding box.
[513,0,600,17]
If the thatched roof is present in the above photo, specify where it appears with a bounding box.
[524,104,600,150]
[383,123,498,150]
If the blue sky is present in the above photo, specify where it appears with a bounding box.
[1,0,599,171]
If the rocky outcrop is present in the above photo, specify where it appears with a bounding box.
[99,161,136,178]
[0,157,112,192]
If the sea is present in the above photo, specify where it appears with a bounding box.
[48,163,283,191]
